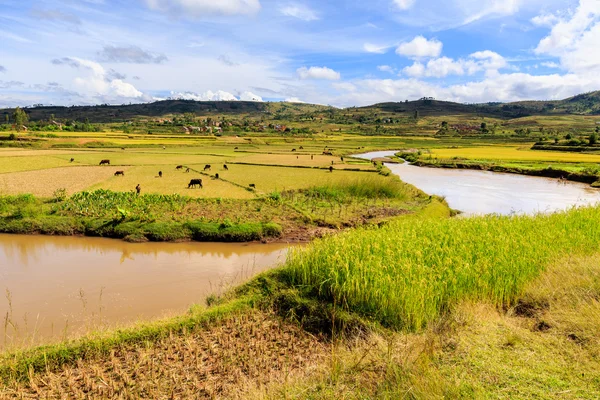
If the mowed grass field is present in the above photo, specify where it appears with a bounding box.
[87,166,255,199]
[428,145,600,163]
[0,140,383,198]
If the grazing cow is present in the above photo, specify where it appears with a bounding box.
[234,147,239,150]
[121,147,125,151]
[292,148,296,152]
[114,171,125,176]
[185,168,190,173]
[329,166,333,172]
[158,171,163,178]
[223,164,228,170]
[136,184,141,195]
[299,146,304,150]
[176,165,183,170]
[70,158,74,162]
[99,159,110,165]
[215,173,219,179]
[203,164,211,171]
[249,183,256,188]
[322,151,333,156]
[188,179,203,189]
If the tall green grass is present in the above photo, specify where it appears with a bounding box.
[285,205,600,331]
[303,175,415,202]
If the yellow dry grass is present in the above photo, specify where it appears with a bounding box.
[87,166,254,199]
[207,163,377,193]
[236,153,375,170]
[0,166,124,197]
[430,145,600,163]
[0,156,71,174]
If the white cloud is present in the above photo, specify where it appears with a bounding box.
[279,3,319,21]
[463,0,522,24]
[363,43,389,54]
[239,91,263,101]
[393,0,416,10]
[402,51,506,78]
[535,0,600,75]
[169,90,238,101]
[144,0,261,16]
[297,66,340,80]
[531,13,559,27]
[55,57,144,102]
[285,97,304,103]
[396,36,443,58]
[402,62,425,77]
[377,65,395,73]
[541,61,560,68]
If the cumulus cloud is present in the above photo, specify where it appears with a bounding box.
[393,0,416,10]
[363,43,389,54]
[402,51,507,78]
[531,13,560,27]
[377,65,396,74]
[168,90,263,101]
[239,91,263,101]
[541,61,560,68]
[321,70,600,107]
[535,0,600,75]
[280,3,319,21]
[285,97,304,103]
[52,57,143,101]
[297,66,340,80]
[144,0,261,17]
[396,36,443,58]
[98,45,168,64]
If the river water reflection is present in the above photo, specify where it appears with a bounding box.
[0,234,289,347]
[356,151,600,215]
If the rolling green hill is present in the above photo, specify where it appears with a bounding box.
[2,91,600,123]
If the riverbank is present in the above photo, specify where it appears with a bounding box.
[0,173,430,243]
[411,158,600,187]
[2,202,600,398]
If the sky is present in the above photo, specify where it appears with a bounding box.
[1,0,600,108]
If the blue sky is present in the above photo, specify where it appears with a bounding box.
[1,0,599,107]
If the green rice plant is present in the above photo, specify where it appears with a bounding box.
[285,205,600,331]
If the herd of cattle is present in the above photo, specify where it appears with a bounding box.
[70,149,343,195]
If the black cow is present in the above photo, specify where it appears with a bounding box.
[215,173,220,179]
[70,158,74,162]
[329,166,333,172]
[203,164,211,171]
[223,164,229,170]
[176,165,183,170]
[158,171,163,178]
[299,146,304,150]
[292,148,296,152]
[114,171,124,176]
[188,179,203,188]
[249,183,256,188]
[185,168,190,173]
[99,159,110,165]
[234,147,239,150]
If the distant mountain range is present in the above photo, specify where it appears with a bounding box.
[2,91,600,123]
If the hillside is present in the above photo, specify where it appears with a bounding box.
[1,91,600,123]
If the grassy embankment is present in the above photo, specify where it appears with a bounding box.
[2,202,600,398]
[401,145,600,186]
[0,172,426,242]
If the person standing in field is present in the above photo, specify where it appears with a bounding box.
[136,184,141,195]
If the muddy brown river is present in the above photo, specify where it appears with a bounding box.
[357,151,600,215]
[0,235,289,348]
